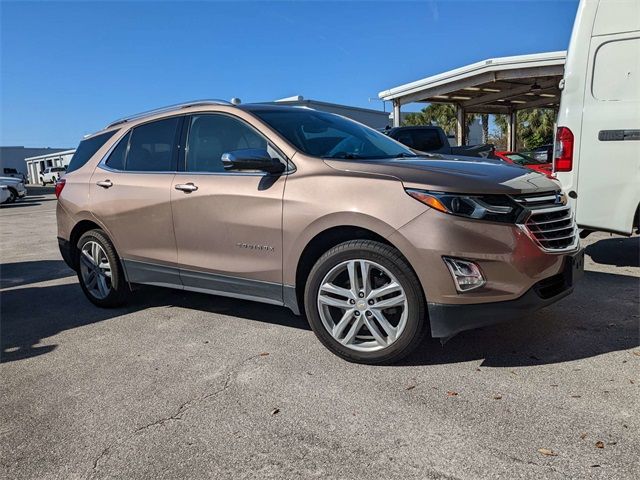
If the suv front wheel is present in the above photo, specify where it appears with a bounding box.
[76,229,129,308]
[304,240,427,364]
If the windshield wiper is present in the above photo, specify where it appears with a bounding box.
[395,152,419,158]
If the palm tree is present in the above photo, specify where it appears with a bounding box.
[494,108,555,150]
[402,103,477,143]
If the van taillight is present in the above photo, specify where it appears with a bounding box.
[554,126,574,172]
[54,178,66,199]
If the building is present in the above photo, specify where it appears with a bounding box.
[0,146,70,181]
[260,96,391,129]
[24,149,75,184]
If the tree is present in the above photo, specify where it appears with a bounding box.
[402,103,476,141]
[494,108,556,150]
[481,114,489,144]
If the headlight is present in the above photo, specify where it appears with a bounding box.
[406,189,523,223]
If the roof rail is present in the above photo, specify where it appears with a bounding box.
[105,99,234,129]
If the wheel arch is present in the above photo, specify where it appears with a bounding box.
[68,219,103,269]
[292,224,424,317]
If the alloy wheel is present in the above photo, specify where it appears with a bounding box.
[317,259,408,352]
[79,241,112,300]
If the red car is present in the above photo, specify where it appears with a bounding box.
[494,151,553,177]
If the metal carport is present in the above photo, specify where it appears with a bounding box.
[378,51,566,150]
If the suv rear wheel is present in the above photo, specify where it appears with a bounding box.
[76,229,129,307]
[304,240,427,364]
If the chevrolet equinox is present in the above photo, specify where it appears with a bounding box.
[56,100,583,364]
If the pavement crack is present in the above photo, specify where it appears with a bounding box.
[87,353,262,478]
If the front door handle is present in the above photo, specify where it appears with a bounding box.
[96,180,113,189]
[175,182,198,193]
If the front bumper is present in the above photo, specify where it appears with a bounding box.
[428,249,584,339]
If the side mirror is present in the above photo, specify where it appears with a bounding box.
[221,149,285,174]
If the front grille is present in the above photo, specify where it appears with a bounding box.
[511,191,578,251]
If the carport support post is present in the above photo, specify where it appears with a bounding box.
[508,109,517,151]
[393,100,401,127]
[456,104,466,146]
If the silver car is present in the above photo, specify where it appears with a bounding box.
[0,177,27,203]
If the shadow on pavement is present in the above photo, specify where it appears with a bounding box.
[0,279,309,364]
[401,270,639,367]
[586,236,639,268]
[0,260,74,288]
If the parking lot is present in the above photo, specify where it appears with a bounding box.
[1,189,638,479]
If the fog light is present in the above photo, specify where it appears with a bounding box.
[443,257,486,292]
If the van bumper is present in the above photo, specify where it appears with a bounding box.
[428,250,584,339]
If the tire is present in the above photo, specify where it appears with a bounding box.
[6,188,17,203]
[304,240,427,364]
[76,229,129,308]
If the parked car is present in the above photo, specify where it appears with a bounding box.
[40,166,66,185]
[0,185,11,204]
[2,168,27,183]
[385,125,495,158]
[494,151,553,177]
[56,101,582,364]
[0,176,27,203]
[555,0,639,235]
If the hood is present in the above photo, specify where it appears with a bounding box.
[324,156,559,194]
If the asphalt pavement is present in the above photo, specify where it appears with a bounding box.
[1,189,638,479]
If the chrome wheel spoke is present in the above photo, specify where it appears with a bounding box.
[346,261,358,297]
[318,294,352,309]
[320,282,354,301]
[358,260,371,296]
[364,316,388,347]
[96,274,109,297]
[340,317,363,346]
[81,251,96,267]
[368,281,402,301]
[370,309,398,343]
[373,293,406,309]
[332,309,355,338]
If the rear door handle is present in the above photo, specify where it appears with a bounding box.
[175,182,198,193]
[96,180,113,188]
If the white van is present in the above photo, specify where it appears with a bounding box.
[555,0,640,235]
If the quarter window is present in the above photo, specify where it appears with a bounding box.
[126,117,180,172]
[186,114,268,172]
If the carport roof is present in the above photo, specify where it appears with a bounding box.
[378,51,566,113]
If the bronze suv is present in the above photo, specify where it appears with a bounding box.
[56,100,583,363]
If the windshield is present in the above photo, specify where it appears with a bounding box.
[505,153,547,165]
[249,108,417,159]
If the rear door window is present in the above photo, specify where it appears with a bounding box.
[126,117,180,172]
